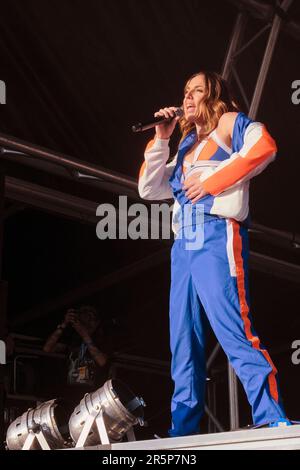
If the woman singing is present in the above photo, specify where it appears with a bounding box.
[138,71,290,437]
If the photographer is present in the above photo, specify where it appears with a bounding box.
[43,305,111,394]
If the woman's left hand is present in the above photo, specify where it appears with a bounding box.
[183,174,209,204]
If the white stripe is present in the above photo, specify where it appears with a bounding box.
[184,160,220,168]
[184,161,220,179]
[239,122,263,158]
[193,139,209,163]
[211,129,232,154]
[192,130,216,163]
[226,220,237,277]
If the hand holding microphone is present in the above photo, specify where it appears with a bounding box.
[154,107,182,139]
[132,106,183,139]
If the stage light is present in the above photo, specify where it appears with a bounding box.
[69,379,146,447]
[6,399,73,450]
[6,379,145,450]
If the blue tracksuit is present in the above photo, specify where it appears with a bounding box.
[138,112,287,437]
[167,115,287,437]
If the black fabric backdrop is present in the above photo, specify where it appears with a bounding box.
[0,0,299,433]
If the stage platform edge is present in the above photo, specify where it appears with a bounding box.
[69,424,300,450]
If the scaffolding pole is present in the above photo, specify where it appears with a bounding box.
[218,0,294,431]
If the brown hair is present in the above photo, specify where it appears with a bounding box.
[179,71,240,143]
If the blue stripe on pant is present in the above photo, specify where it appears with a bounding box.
[168,218,286,437]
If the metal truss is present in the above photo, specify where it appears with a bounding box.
[223,0,296,119]
[0,0,299,438]
[220,0,295,432]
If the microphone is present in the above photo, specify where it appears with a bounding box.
[132,107,183,133]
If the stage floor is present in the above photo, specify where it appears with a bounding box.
[77,425,300,450]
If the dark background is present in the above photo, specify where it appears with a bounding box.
[0,0,299,438]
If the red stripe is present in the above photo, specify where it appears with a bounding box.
[231,219,279,403]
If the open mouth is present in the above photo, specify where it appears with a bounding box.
[186,105,196,112]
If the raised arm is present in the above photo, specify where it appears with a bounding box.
[138,106,180,200]
[138,137,177,200]
[43,310,74,353]
[43,324,67,353]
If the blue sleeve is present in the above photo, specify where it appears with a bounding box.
[232,112,254,153]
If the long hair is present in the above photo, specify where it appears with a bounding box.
[179,71,240,143]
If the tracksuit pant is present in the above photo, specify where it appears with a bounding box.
[168,217,286,437]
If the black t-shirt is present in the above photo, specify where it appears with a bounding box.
[60,328,112,400]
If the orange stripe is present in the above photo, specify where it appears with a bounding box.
[145,137,156,152]
[202,127,277,196]
[139,161,147,179]
[196,138,219,161]
[231,220,279,403]
[139,138,156,180]
[183,138,218,167]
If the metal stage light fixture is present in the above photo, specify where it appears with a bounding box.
[6,399,73,450]
[68,379,146,448]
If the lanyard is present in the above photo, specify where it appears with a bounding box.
[79,343,88,362]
